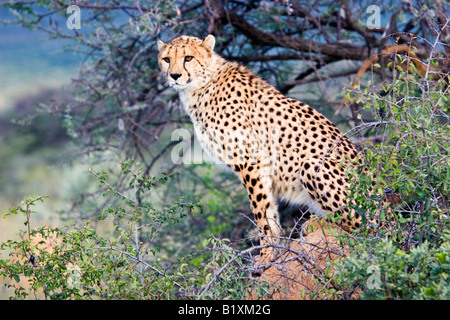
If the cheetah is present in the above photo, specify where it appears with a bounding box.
[157,35,369,265]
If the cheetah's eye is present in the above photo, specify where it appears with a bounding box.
[185,56,193,62]
[163,57,170,63]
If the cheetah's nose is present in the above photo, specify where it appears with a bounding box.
[170,73,182,81]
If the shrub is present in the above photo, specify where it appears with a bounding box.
[334,234,450,299]
[332,48,449,299]
[0,159,270,300]
[0,160,200,299]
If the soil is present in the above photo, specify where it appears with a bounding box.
[247,226,356,300]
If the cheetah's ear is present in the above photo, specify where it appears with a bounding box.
[157,40,165,52]
[202,34,215,52]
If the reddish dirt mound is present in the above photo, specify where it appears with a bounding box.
[248,227,354,300]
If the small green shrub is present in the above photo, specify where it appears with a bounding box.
[334,234,450,299]
[346,60,449,243]
[332,52,449,299]
[0,159,268,300]
[0,159,203,299]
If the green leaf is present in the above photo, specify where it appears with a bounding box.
[13,274,20,283]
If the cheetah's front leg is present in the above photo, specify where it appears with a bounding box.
[239,168,282,268]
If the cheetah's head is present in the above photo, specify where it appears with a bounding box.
[157,35,216,91]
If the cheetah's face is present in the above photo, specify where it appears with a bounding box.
[157,35,215,91]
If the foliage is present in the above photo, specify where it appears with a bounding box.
[331,48,449,299]
[334,235,450,299]
[195,237,264,300]
[345,50,449,242]
[0,159,259,299]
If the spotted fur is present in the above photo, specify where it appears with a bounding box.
[158,35,367,262]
